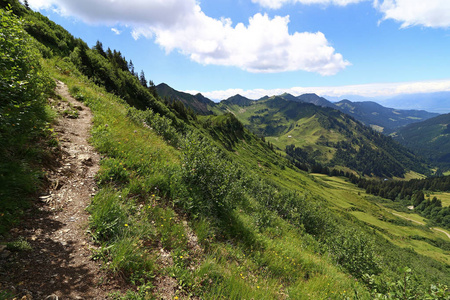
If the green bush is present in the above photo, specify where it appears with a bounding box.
[0,6,54,234]
[176,132,243,219]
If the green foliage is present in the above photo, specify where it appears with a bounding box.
[126,107,182,147]
[365,267,450,299]
[326,227,380,278]
[394,113,450,170]
[357,175,450,229]
[6,236,32,251]
[96,158,131,185]
[0,6,55,234]
[175,132,244,219]
[88,188,129,242]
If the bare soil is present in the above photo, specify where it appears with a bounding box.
[0,81,122,299]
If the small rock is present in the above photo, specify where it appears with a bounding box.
[78,154,92,166]
[0,245,7,252]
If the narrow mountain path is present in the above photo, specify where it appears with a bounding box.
[1,81,120,299]
[392,212,450,240]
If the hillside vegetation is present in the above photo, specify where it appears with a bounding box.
[1,2,450,299]
[211,95,427,178]
[393,113,450,172]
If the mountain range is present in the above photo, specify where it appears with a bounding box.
[157,84,434,177]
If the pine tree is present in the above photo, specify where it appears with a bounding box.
[94,40,106,57]
[24,0,30,10]
[129,60,135,76]
[148,80,157,97]
[139,70,147,88]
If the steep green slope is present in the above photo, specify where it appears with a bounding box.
[217,95,427,177]
[393,113,450,170]
[2,2,450,299]
[336,100,439,134]
[156,82,215,115]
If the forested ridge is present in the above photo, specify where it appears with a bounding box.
[1,1,450,299]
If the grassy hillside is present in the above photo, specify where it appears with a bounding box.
[214,95,427,178]
[393,113,450,171]
[1,2,450,299]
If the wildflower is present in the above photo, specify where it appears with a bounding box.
[180,256,183,258]
[124,224,128,227]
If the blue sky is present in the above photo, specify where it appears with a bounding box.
[28,0,450,101]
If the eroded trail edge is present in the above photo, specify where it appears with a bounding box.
[1,81,114,299]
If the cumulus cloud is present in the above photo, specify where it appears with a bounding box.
[27,0,349,75]
[252,0,366,10]
[374,0,450,28]
[190,79,450,101]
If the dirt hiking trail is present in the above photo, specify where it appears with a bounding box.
[0,81,121,299]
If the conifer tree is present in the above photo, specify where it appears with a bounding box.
[129,60,135,76]
[139,70,147,88]
[94,40,106,57]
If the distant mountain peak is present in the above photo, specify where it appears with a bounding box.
[223,94,253,106]
[297,93,337,109]
[155,82,215,115]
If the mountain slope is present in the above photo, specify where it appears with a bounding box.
[335,99,439,134]
[296,93,337,108]
[218,95,427,177]
[393,113,450,169]
[156,82,215,115]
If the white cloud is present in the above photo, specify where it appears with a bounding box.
[111,28,121,35]
[189,79,450,101]
[252,0,366,10]
[28,0,349,75]
[374,0,450,28]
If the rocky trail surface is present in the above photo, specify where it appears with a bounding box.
[0,81,121,299]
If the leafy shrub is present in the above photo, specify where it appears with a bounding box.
[127,107,181,147]
[326,227,380,278]
[175,132,243,219]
